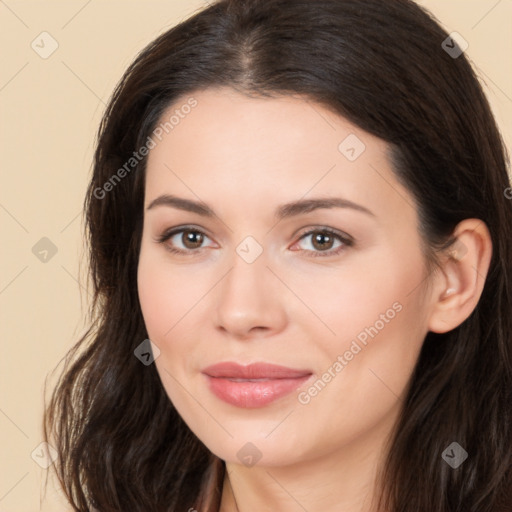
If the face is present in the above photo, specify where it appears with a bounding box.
[137,87,434,468]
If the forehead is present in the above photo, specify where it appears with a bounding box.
[144,87,416,225]
[148,87,383,169]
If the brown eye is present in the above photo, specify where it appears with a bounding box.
[292,227,353,258]
[311,231,336,251]
[155,227,213,255]
[181,229,204,249]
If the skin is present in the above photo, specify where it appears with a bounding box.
[137,87,492,512]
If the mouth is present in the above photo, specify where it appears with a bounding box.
[201,362,313,408]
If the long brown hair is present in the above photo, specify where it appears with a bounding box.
[43,0,512,510]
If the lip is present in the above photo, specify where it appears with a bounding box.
[202,362,313,408]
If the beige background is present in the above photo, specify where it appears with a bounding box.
[1,1,511,510]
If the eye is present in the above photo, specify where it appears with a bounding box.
[155,226,215,255]
[154,225,353,258]
[291,228,353,258]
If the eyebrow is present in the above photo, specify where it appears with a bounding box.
[146,194,375,219]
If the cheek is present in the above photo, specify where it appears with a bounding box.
[300,246,429,410]
[314,254,428,406]
[291,248,425,351]
[137,245,202,340]
[137,252,200,409]
[137,260,170,339]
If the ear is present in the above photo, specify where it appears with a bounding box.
[427,219,493,334]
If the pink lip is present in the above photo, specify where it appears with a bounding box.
[202,362,313,408]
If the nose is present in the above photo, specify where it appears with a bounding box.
[214,246,287,340]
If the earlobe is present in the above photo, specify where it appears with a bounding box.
[427,219,492,334]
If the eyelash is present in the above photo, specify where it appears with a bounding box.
[154,225,354,258]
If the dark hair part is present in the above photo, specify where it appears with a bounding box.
[43,0,512,510]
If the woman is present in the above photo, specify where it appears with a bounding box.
[44,0,512,510]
